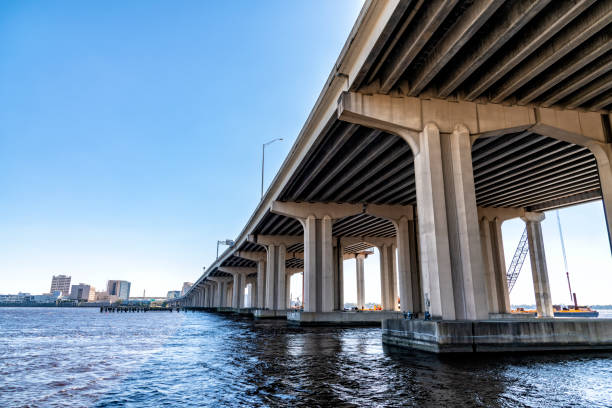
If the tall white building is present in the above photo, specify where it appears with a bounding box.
[50,275,71,296]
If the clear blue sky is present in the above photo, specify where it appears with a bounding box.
[1,1,610,305]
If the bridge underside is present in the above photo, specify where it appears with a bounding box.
[177,1,612,351]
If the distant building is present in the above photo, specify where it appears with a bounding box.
[0,293,33,303]
[70,284,95,302]
[106,280,131,300]
[32,291,61,304]
[181,282,193,296]
[167,290,180,299]
[50,275,71,296]
[95,291,119,303]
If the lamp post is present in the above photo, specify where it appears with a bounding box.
[261,138,283,198]
[217,239,235,259]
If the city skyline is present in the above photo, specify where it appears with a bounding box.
[1,0,610,305]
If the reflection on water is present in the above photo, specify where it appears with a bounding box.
[0,308,611,407]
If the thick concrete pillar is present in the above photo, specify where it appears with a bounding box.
[226,283,232,307]
[593,145,612,252]
[522,212,554,318]
[247,278,257,308]
[304,215,334,312]
[232,274,245,309]
[408,219,423,315]
[414,123,456,320]
[379,244,397,311]
[479,217,511,314]
[396,216,419,313]
[440,124,488,320]
[355,254,366,309]
[265,244,286,310]
[219,267,255,309]
[269,202,363,313]
[256,260,266,308]
[333,240,344,310]
[236,251,268,309]
[285,272,291,309]
[216,281,224,307]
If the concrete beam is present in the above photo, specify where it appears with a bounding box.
[438,0,550,97]
[408,0,502,96]
[339,92,610,148]
[247,234,303,247]
[378,0,457,94]
[465,0,594,100]
[491,0,612,103]
[270,201,362,221]
[235,251,266,262]
[477,206,525,223]
[341,236,396,248]
[518,32,612,105]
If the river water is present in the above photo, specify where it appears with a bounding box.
[1,307,611,407]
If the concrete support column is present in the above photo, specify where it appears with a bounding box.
[209,277,232,308]
[440,124,488,320]
[479,217,511,314]
[304,215,334,312]
[219,267,256,310]
[356,254,366,309]
[245,283,252,308]
[256,260,266,309]
[333,240,344,311]
[396,216,420,313]
[231,273,245,309]
[216,281,224,307]
[269,202,363,313]
[522,212,553,318]
[248,279,257,308]
[379,244,397,311]
[226,283,232,307]
[265,244,286,310]
[285,273,291,309]
[414,123,455,320]
[594,145,612,252]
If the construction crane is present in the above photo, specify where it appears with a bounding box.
[506,228,529,293]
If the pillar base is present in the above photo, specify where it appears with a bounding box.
[253,309,288,319]
[382,318,612,353]
[235,307,257,316]
[288,310,402,326]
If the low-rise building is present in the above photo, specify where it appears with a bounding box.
[70,284,96,302]
[32,291,61,304]
[167,290,180,299]
[0,293,33,303]
[95,291,119,303]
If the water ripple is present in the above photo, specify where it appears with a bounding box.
[0,308,611,407]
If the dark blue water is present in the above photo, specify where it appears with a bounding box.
[1,308,611,407]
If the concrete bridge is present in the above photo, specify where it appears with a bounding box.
[172,0,612,352]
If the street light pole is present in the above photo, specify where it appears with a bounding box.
[217,239,235,259]
[261,138,283,198]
